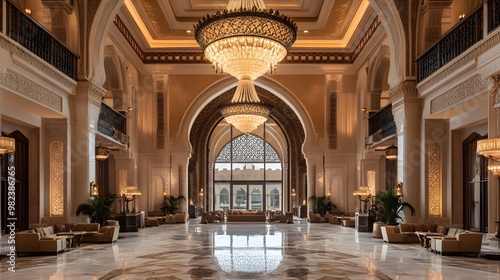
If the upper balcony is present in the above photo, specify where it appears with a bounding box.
[417,1,500,83]
[97,102,127,148]
[3,0,78,80]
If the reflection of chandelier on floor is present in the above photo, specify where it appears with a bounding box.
[194,0,297,134]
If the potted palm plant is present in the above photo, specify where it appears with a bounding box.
[371,189,415,225]
[308,195,336,216]
[161,195,186,214]
[76,194,118,226]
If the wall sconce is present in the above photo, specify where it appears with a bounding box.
[291,189,296,196]
[25,8,32,15]
[200,189,204,196]
[395,182,403,196]
[459,13,465,20]
[95,146,110,160]
[0,136,16,154]
[90,182,99,197]
[385,144,398,160]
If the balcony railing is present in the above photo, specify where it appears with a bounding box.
[5,0,77,80]
[417,6,483,82]
[489,0,500,33]
[368,104,396,144]
[97,102,127,145]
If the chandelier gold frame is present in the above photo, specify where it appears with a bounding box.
[194,0,297,134]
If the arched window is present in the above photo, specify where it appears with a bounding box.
[213,133,282,211]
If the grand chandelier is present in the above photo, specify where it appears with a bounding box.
[194,0,297,134]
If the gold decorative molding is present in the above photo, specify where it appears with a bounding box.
[0,35,76,90]
[430,75,488,114]
[0,70,63,112]
[114,15,381,65]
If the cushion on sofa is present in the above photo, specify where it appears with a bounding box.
[436,226,448,235]
[54,224,67,233]
[399,224,414,233]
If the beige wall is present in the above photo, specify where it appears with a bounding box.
[270,75,326,139]
[168,75,226,137]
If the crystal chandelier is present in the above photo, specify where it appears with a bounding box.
[477,138,500,160]
[0,136,15,154]
[194,0,297,133]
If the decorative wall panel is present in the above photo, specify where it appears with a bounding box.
[427,143,442,216]
[367,170,376,196]
[50,141,64,216]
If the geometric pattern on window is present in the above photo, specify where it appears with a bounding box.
[216,134,281,163]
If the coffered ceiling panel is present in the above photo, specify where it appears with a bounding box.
[121,0,375,51]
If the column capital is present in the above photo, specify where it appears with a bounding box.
[76,80,106,102]
[387,80,418,103]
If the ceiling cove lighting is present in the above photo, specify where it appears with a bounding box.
[194,0,297,134]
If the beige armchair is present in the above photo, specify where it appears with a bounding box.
[381,225,420,243]
[81,226,119,243]
[431,232,483,256]
[175,212,188,223]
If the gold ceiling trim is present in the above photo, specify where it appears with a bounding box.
[113,15,381,65]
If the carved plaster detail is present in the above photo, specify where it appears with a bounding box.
[387,80,418,105]
[430,75,488,114]
[0,70,63,111]
[419,32,500,92]
[0,36,76,89]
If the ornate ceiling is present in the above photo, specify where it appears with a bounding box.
[118,0,378,53]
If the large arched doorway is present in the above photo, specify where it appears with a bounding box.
[188,85,306,213]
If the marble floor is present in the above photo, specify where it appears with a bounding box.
[1,219,500,279]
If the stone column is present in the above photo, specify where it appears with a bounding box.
[305,153,324,213]
[69,81,105,220]
[171,153,191,213]
[388,81,421,223]
[489,74,500,237]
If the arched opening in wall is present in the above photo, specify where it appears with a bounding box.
[463,132,488,232]
[188,85,306,215]
[213,126,284,212]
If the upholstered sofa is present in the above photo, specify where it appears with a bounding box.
[16,230,67,256]
[80,221,119,243]
[274,212,293,223]
[431,232,483,256]
[175,212,188,223]
[226,210,266,222]
[200,212,222,223]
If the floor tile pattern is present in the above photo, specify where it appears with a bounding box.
[1,219,500,279]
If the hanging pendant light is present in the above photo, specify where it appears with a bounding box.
[0,136,15,154]
[194,0,297,133]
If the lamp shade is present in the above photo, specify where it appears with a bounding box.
[385,144,398,160]
[95,146,110,160]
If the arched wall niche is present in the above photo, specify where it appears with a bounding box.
[367,45,391,110]
[187,83,308,212]
[103,45,125,109]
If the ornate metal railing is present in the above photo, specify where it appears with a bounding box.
[417,6,483,82]
[368,104,396,143]
[97,102,127,144]
[489,0,500,32]
[6,1,77,80]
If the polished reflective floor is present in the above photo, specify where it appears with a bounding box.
[1,219,500,279]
